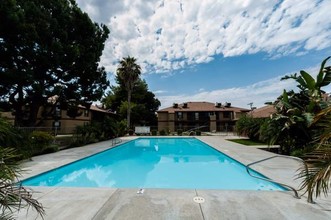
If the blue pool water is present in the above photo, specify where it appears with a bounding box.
[22,138,284,190]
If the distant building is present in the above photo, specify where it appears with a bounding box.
[0,104,115,134]
[250,93,330,118]
[157,102,249,132]
[250,105,276,118]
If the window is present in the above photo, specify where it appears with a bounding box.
[195,112,199,120]
[177,112,182,120]
[223,112,231,118]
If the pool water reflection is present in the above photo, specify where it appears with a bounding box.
[22,138,284,190]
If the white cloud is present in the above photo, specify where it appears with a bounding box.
[76,0,331,75]
[153,90,167,94]
[156,65,331,110]
[156,80,285,110]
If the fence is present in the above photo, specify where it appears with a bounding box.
[15,125,239,136]
[149,125,237,133]
[16,126,77,135]
[135,126,237,136]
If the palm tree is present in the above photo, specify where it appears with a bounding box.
[0,147,45,219]
[281,56,331,112]
[297,106,331,203]
[263,57,331,154]
[116,56,141,129]
[0,118,44,219]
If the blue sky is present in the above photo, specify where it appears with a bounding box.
[76,0,331,109]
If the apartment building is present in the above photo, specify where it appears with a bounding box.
[157,102,249,132]
[1,104,115,134]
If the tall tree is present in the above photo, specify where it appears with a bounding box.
[116,56,141,128]
[103,79,160,127]
[262,57,331,155]
[0,0,109,126]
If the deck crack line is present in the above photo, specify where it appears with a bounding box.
[91,189,119,220]
[195,189,206,220]
[32,187,58,200]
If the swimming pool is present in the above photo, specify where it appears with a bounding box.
[22,138,284,190]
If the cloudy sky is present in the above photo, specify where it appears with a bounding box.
[76,0,331,109]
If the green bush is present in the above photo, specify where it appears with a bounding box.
[116,119,128,137]
[0,120,32,159]
[102,117,127,138]
[151,130,157,136]
[38,144,59,155]
[235,115,265,141]
[71,124,97,146]
[159,129,166,136]
[69,118,128,148]
[30,131,54,155]
[195,130,201,136]
[177,129,183,136]
[30,131,54,146]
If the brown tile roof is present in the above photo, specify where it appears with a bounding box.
[157,102,250,113]
[79,105,116,114]
[250,105,276,118]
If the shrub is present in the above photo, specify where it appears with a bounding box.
[195,130,201,136]
[0,120,31,159]
[151,130,157,136]
[177,129,183,136]
[30,131,54,156]
[71,124,96,146]
[69,118,128,148]
[159,129,166,136]
[116,119,128,137]
[30,131,53,146]
[235,115,265,141]
[103,118,127,138]
[41,144,59,154]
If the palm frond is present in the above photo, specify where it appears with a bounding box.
[312,106,331,145]
[0,182,45,217]
[297,149,331,202]
[0,147,45,219]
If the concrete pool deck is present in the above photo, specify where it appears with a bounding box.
[17,136,331,220]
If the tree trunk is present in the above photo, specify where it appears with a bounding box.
[28,97,41,126]
[127,90,131,129]
[10,85,24,126]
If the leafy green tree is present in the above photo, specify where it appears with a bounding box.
[262,57,331,155]
[0,0,109,126]
[116,56,141,128]
[263,91,313,154]
[103,78,160,127]
[281,56,331,112]
[235,115,265,141]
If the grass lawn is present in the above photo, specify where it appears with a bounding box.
[227,139,267,146]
